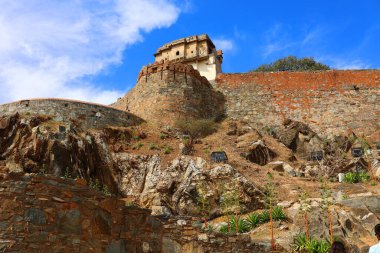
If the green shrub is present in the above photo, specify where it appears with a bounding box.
[163,145,173,154]
[259,210,270,223]
[159,133,167,139]
[292,234,331,253]
[149,143,159,150]
[219,223,229,234]
[132,142,143,150]
[318,240,331,253]
[229,216,250,233]
[358,172,370,182]
[344,172,370,183]
[344,172,358,183]
[272,206,287,221]
[246,212,260,228]
[102,184,111,196]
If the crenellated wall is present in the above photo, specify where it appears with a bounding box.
[0,98,143,129]
[215,70,380,138]
[113,62,225,124]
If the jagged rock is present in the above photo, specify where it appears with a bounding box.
[0,113,119,192]
[277,119,323,159]
[268,161,297,176]
[277,201,293,208]
[239,139,276,166]
[114,155,264,215]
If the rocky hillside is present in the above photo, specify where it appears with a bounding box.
[0,111,379,252]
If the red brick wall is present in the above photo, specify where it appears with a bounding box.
[216,70,380,138]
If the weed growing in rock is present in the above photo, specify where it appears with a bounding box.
[89,178,101,191]
[38,165,47,176]
[159,133,167,139]
[163,145,173,154]
[149,143,159,150]
[102,184,111,197]
[132,142,143,150]
[63,167,72,179]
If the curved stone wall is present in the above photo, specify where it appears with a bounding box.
[114,62,225,124]
[0,98,143,129]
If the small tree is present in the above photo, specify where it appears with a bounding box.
[320,179,334,243]
[299,191,311,241]
[252,56,330,72]
[175,118,217,154]
[264,173,278,250]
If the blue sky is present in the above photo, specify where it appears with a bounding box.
[0,0,379,104]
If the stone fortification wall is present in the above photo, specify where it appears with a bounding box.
[114,62,225,124]
[0,175,283,253]
[216,70,380,138]
[161,216,284,253]
[0,175,163,253]
[0,98,143,129]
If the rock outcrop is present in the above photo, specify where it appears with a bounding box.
[113,154,264,216]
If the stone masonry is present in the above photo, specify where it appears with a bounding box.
[215,70,380,138]
[0,98,143,129]
[113,61,225,125]
[0,174,283,253]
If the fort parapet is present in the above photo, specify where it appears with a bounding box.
[113,62,225,124]
[0,98,143,129]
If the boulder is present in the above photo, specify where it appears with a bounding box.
[239,139,276,166]
[277,119,323,159]
[113,154,264,215]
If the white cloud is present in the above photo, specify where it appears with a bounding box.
[213,38,235,52]
[328,59,370,70]
[261,24,323,58]
[0,0,180,104]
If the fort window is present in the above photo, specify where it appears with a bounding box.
[64,103,68,107]
[176,51,180,56]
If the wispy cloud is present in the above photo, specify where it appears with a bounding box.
[261,24,324,58]
[318,57,370,70]
[0,0,181,104]
[213,38,235,52]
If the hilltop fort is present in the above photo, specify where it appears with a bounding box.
[113,34,379,140]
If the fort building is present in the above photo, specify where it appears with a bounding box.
[154,34,223,81]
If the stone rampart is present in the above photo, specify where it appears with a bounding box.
[0,175,283,253]
[216,70,380,138]
[161,216,284,253]
[114,62,225,124]
[0,98,143,129]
